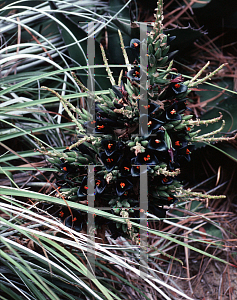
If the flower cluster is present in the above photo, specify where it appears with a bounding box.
[43,1,229,238]
[50,36,197,238]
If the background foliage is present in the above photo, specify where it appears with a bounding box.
[0,0,237,299]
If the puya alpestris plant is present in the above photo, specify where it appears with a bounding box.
[39,0,236,239]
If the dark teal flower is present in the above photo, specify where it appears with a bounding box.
[139,101,160,116]
[99,152,122,172]
[101,140,117,156]
[171,135,188,150]
[59,162,77,176]
[127,66,141,82]
[125,38,140,61]
[160,176,173,185]
[95,178,107,194]
[165,104,182,121]
[147,131,167,152]
[120,160,132,177]
[140,115,163,137]
[131,165,140,177]
[131,151,159,165]
[64,210,83,232]
[165,74,187,98]
[176,145,195,162]
[116,179,133,196]
[170,82,187,95]
[77,176,88,197]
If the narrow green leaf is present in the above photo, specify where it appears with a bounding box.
[0,167,57,172]
[49,1,110,90]
[12,271,47,300]
[0,283,25,300]
[96,261,151,300]
[39,277,76,300]
[0,148,64,163]
[0,186,232,267]
[38,237,114,300]
[0,248,59,300]
[0,122,74,142]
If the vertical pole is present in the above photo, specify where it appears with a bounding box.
[139,22,148,137]
[87,22,95,278]
[87,165,95,278]
[139,165,148,276]
[87,22,95,135]
[139,23,148,276]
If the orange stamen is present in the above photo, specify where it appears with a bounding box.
[144,155,150,161]
[175,141,180,146]
[174,83,180,88]
[147,121,152,126]
[59,211,64,217]
[170,109,176,115]
[120,182,125,188]
[97,125,105,129]
[143,105,150,109]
